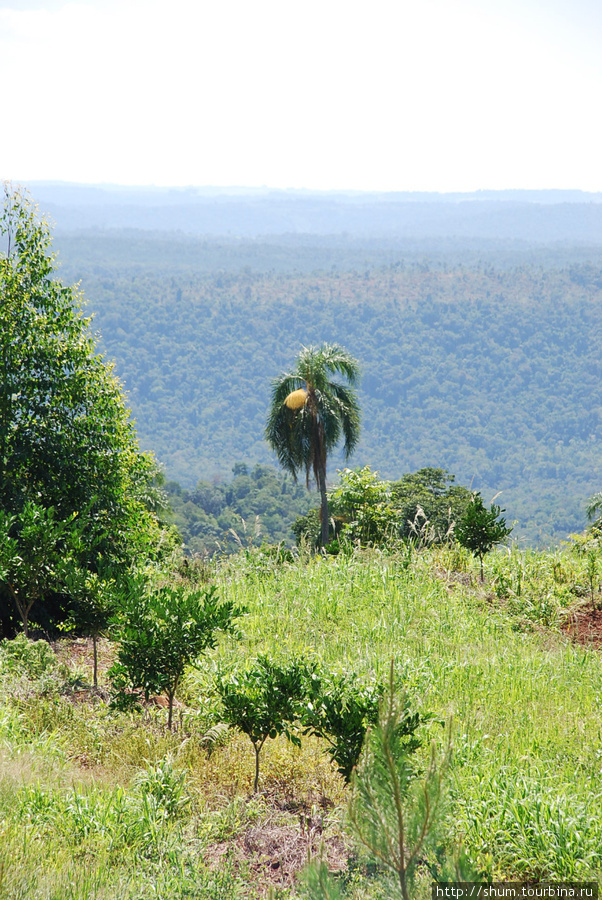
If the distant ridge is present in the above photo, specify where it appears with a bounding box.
[22,182,602,242]
[25,182,602,204]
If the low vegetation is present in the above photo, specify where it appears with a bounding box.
[2,539,602,898]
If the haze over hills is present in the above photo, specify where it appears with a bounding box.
[22,183,602,548]
[27,182,602,242]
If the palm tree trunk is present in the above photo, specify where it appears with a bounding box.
[318,462,329,547]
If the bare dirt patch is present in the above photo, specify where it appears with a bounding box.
[206,810,349,897]
[565,604,602,647]
[52,636,116,681]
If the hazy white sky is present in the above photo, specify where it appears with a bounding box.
[1,0,601,192]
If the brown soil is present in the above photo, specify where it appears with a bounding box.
[565,603,602,647]
[52,636,117,680]
[206,811,349,897]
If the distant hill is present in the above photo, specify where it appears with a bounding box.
[28,182,602,242]
[50,243,602,548]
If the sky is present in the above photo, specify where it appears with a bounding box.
[1,0,601,193]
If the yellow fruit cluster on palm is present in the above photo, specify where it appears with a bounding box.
[284,389,308,410]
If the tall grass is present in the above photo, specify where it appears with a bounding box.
[215,546,602,881]
[1,544,602,895]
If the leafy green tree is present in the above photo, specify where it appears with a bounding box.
[330,466,400,548]
[0,502,79,637]
[0,184,162,628]
[217,656,308,793]
[111,584,242,730]
[265,344,361,547]
[455,493,513,580]
[302,671,383,782]
[291,507,322,548]
[391,467,473,546]
[302,669,423,783]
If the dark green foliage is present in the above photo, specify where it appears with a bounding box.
[456,493,513,579]
[391,467,473,545]
[0,503,79,637]
[329,466,400,548]
[0,186,164,631]
[293,466,473,550]
[266,344,361,547]
[302,670,423,783]
[301,672,384,782]
[217,656,308,792]
[66,252,602,546]
[165,464,313,555]
[111,584,242,729]
[217,658,422,789]
[291,508,323,548]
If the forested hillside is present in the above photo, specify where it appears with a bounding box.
[165,464,314,556]
[52,231,602,547]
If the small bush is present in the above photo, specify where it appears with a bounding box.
[0,635,57,678]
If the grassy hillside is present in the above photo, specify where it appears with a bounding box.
[1,546,602,897]
[53,246,602,546]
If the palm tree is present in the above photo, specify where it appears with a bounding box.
[586,492,602,529]
[266,344,361,547]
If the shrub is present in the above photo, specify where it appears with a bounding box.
[0,634,57,678]
[217,656,308,793]
[455,493,513,580]
[302,670,423,784]
[111,583,242,729]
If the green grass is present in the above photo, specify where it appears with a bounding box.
[1,545,602,896]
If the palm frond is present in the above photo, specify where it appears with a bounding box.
[317,343,361,386]
[586,492,602,522]
[325,381,361,458]
[265,344,361,489]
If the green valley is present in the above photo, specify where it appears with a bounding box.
[54,239,602,546]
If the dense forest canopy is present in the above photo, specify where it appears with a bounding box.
[30,185,602,548]
[165,464,314,556]
[51,251,601,547]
